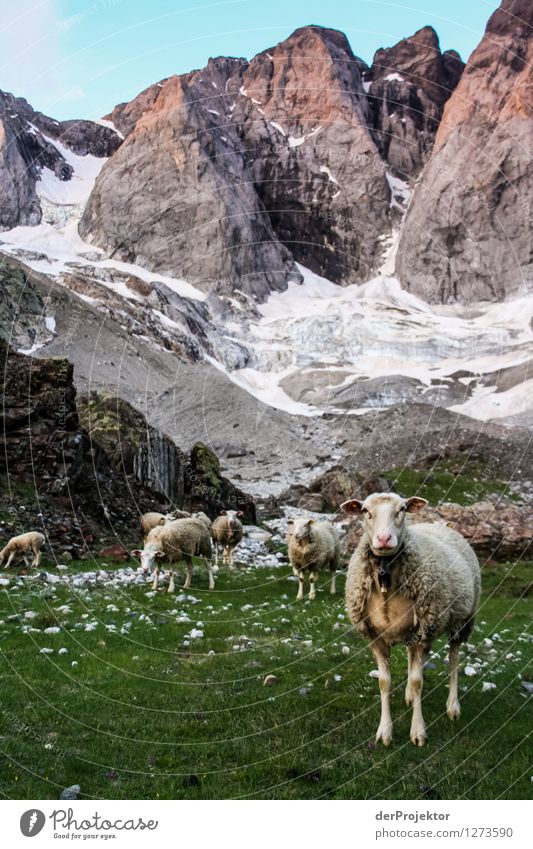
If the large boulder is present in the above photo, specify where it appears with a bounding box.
[396,0,533,302]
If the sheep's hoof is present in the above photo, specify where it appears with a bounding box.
[447,701,461,720]
[375,725,393,746]
[410,729,427,747]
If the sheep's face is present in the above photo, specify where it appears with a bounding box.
[132,542,165,573]
[291,518,315,545]
[341,493,427,556]
[220,509,243,529]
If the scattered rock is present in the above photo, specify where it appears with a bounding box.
[60,784,80,800]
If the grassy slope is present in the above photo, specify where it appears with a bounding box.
[0,559,531,801]
[383,462,521,505]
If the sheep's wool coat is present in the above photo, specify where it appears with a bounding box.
[289,523,340,572]
[146,519,211,561]
[345,522,480,643]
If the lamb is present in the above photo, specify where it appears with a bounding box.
[342,492,481,747]
[0,531,45,569]
[211,510,244,567]
[140,509,190,539]
[132,517,213,592]
[287,518,340,601]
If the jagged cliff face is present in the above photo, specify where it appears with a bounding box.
[229,27,391,284]
[368,26,463,178]
[397,0,533,302]
[79,26,396,295]
[79,63,300,300]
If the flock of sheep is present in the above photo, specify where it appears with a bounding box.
[0,492,481,747]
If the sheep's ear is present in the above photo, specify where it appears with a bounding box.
[307,518,315,525]
[341,499,364,515]
[236,511,244,517]
[155,550,165,559]
[287,519,294,525]
[131,550,143,557]
[405,497,428,513]
[220,510,227,515]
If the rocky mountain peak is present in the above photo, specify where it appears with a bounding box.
[435,0,533,150]
[371,25,462,106]
[397,0,533,301]
[367,26,463,178]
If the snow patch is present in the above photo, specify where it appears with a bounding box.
[319,165,338,185]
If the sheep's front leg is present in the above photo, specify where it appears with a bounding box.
[405,644,413,705]
[152,565,160,590]
[330,568,337,595]
[309,570,317,601]
[167,568,175,594]
[372,640,393,746]
[446,641,461,719]
[207,560,215,590]
[408,642,429,746]
[32,547,42,568]
[183,559,193,590]
[228,546,235,570]
[296,571,305,601]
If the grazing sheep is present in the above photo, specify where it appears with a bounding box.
[168,508,192,520]
[211,510,244,567]
[342,492,481,747]
[191,511,212,529]
[0,531,45,569]
[287,518,340,601]
[140,509,190,539]
[133,518,213,592]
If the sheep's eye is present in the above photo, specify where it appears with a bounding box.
[362,508,371,518]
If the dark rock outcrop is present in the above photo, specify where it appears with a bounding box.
[77,392,256,522]
[368,26,463,177]
[0,341,158,531]
[396,0,533,301]
[0,343,255,551]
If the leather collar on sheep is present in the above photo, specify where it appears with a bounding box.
[365,542,406,593]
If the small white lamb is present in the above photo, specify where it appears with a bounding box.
[0,531,45,569]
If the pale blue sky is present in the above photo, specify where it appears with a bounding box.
[0,0,499,120]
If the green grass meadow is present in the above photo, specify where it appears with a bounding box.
[0,558,531,800]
